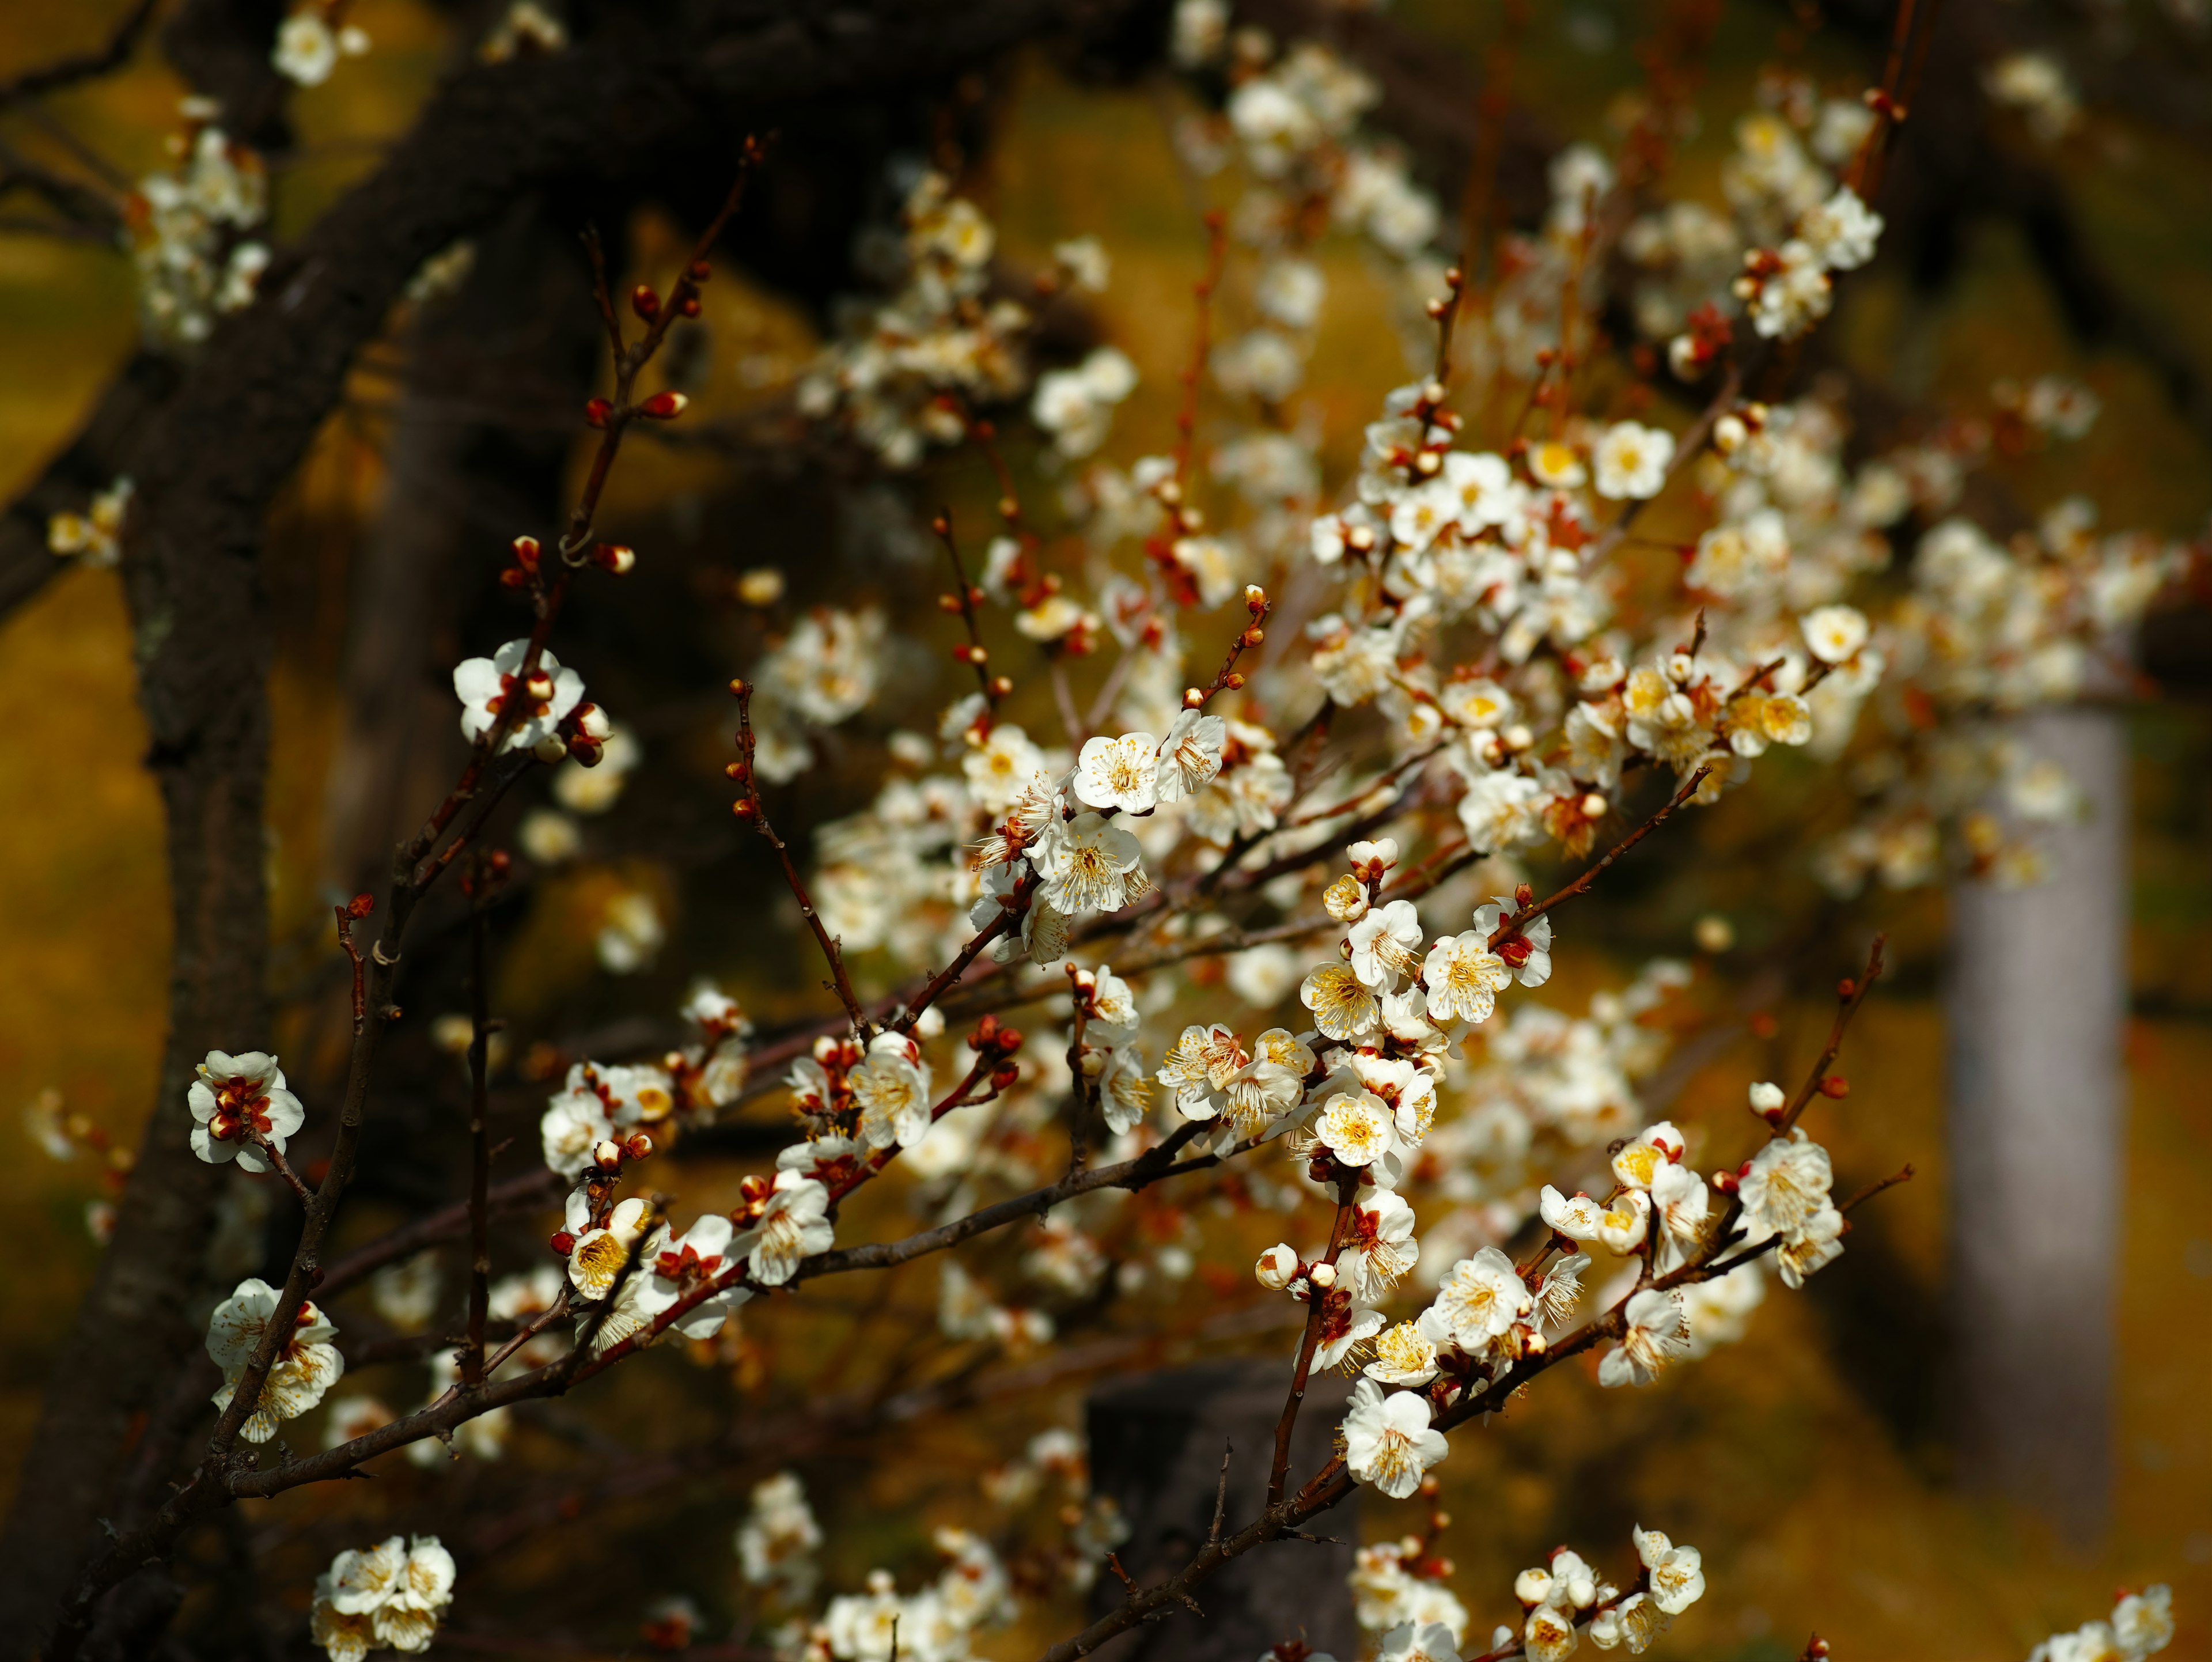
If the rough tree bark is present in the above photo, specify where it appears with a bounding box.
[0,3,1142,1652]
[1947,705,2130,1543]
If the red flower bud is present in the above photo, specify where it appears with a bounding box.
[593,542,636,574]
[990,1063,1020,1091]
[732,799,757,820]
[347,893,375,918]
[639,391,688,419]
[1817,1074,1850,1099]
[679,296,700,318]
[512,535,541,569]
[550,1229,576,1255]
[631,284,660,321]
[584,397,612,428]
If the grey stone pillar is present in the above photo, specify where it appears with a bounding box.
[1088,1360,1359,1662]
[1948,706,2128,1542]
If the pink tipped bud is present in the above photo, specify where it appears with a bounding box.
[593,542,635,574]
[584,398,612,428]
[639,391,688,419]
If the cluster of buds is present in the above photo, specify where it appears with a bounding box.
[1666,300,1733,382]
[1321,836,1400,926]
[592,1129,655,1173]
[965,1013,1026,1095]
[564,701,613,764]
[1712,399,1774,457]
[790,1033,865,1131]
[585,389,689,429]
[460,850,510,900]
[1254,1241,1334,1297]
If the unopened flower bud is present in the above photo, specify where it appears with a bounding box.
[593,542,635,574]
[1245,585,1268,611]
[584,397,612,428]
[1306,1260,1336,1289]
[639,391,688,419]
[1581,793,1608,817]
[624,1132,653,1160]
[1255,1243,1298,1291]
[1183,687,1206,709]
[550,1229,576,1255]
[593,1139,623,1171]
[1514,1569,1553,1607]
[631,284,660,321]
[732,798,757,820]
[990,1062,1020,1091]
[512,535,541,569]
[736,567,784,607]
[1817,1074,1849,1098]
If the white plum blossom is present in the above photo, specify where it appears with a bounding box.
[1155,709,1226,801]
[1316,1091,1395,1168]
[1472,898,1553,987]
[188,1050,305,1173]
[744,1169,835,1285]
[453,640,584,757]
[1801,603,1870,664]
[1430,1247,1532,1354]
[1302,961,1381,1041]
[1342,1378,1449,1499]
[1074,731,1160,813]
[313,1535,454,1660]
[851,1032,934,1148]
[1598,1288,1688,1387]
[1592,422,1675,501]
[206,1277,344,1441]
[1421,932,1512,1025]
[1347,899,1425,990]
[1033,813,1147,912]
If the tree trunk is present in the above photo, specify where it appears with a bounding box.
[1947,705,2129,1542]
[1088,1360,1359,1662]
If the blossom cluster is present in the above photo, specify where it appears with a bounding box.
[310,1536,456,1660]
[127,101,270,349]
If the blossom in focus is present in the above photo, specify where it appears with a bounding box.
[1429,1247,1531,1352]
[1316,1090,1395,1168]
[1421,932,1511,1025]
[744,1169,834,1285]
[1342,1378,1449,1498]
[1302,961,1381,1041]
[851,1032,934,1149]
[1472,898,1553,987]
[1074,731,1160,814]
[1155,709,1226,801]
[1347,899,1424,990]
[453,639,584,756]
[188,1049,305,1173]
[1033,813,1146,913]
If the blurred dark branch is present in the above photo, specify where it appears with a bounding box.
[0,0,161,111]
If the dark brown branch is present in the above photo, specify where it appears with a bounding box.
[1776,936,1886,1135]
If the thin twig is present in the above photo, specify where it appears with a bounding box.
[732,683,872,1038]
